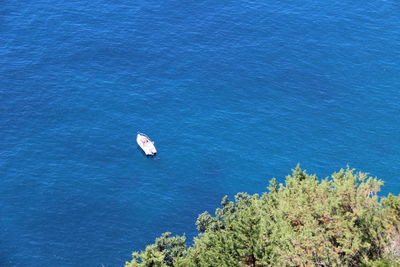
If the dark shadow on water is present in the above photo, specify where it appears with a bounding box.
[202,159,225,179]
[0,247,12,267]
[273,69,341,104]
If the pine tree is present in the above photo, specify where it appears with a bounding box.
[125,166,400,267]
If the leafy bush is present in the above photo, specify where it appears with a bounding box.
[125,166,400,267]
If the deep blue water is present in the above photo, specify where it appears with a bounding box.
[1,0,399,266]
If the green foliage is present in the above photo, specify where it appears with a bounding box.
[125,232,186,267]
[362,258,400,267]
[126,166,400,267]
[195,193,256,233]
[125,245,165,267]
[381,194,400,263]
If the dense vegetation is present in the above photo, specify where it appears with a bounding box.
[125,166,400,266]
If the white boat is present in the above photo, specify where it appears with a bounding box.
[136,133,157,156]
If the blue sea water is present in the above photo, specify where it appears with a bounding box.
[1,0,399,266]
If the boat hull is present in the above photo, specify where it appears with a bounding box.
[136,133,157,155]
